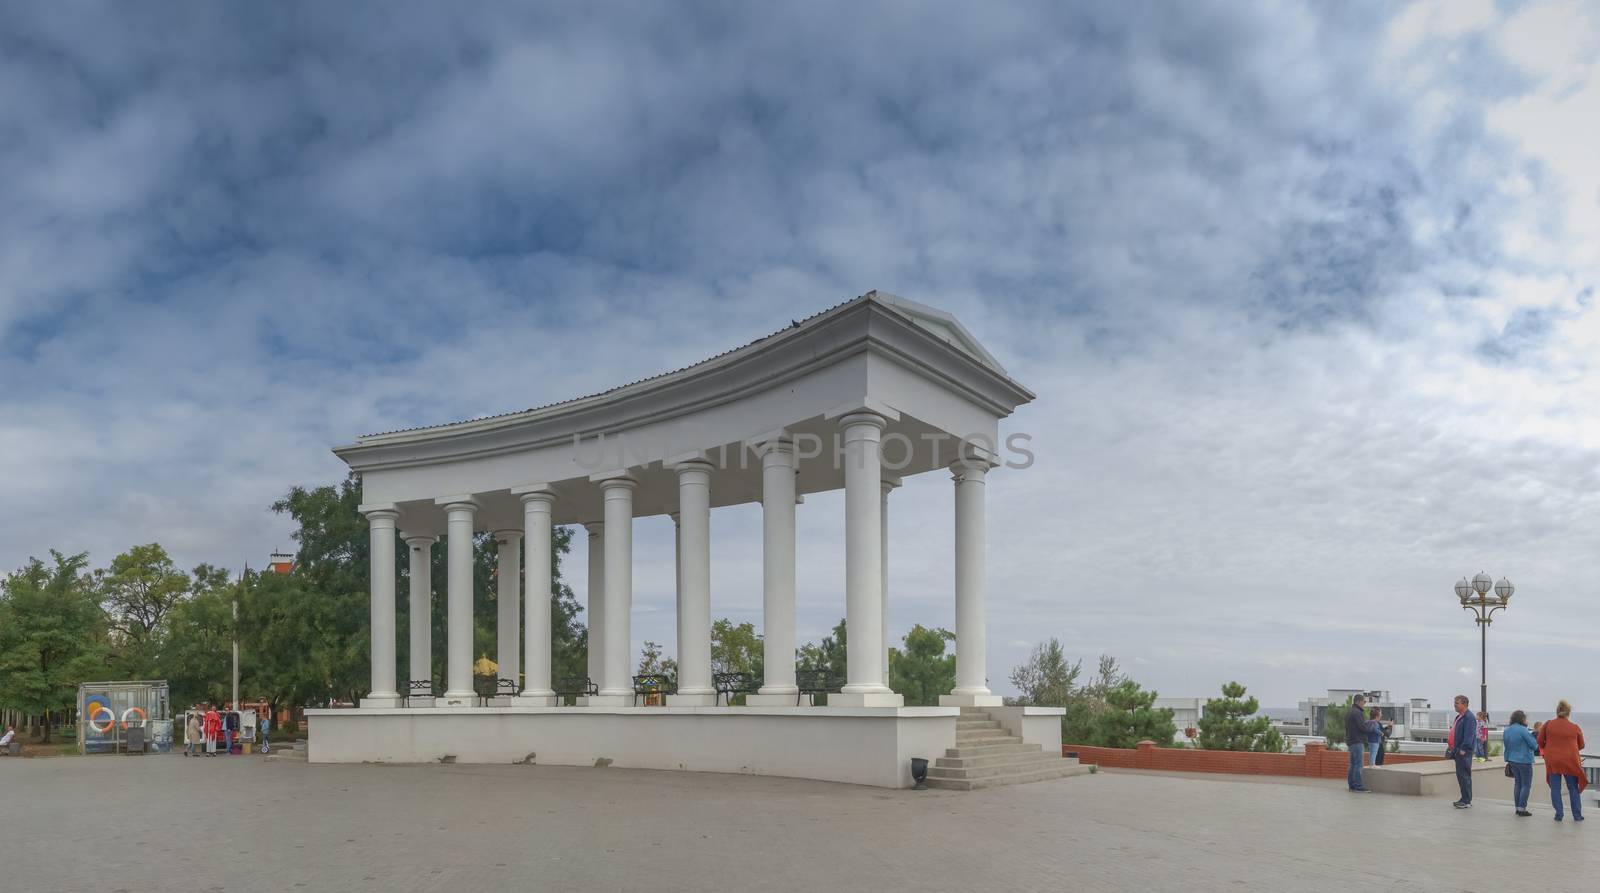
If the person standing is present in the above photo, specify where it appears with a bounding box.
[1475,711,1490,761]
[203,704,221,757]
[1502,710,1538,817]
[1446,695,1477,808]
[1367,706,1392,766]
[224,704,240,755]
[184,711,201,757]
[1537,700,1586,822]
[1344,694,1371,792]
[259,711,271,755]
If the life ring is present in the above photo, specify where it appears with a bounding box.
[88,703,116,734]
[120,707,147,729]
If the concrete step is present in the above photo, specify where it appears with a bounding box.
[954,728,1016,744]
[265,742,308,762]
[925,763,1093,791]
[945,742,1043,758]
[958,707,994,716]
[936,749,1072,770]
[955,718,1002,730]
[927,755,1075,780]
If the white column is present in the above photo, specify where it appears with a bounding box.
[592,475,636,704]
[748,439,800,705]
[941,456,1001,706]
[404,534,435,706]
[583,521,604,689]
[669,460,716,705]
[362,506,402,708]
[517,488,558,704]
[832,412,901,707]
[494,529,521,695]
[438,497,479,706]
[880,477,901,688]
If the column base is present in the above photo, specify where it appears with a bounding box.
[939,692,1003,707]
[665,693,718,706]
[438,691,476,708]
[406,697,437,709]
[360,695,403,709]
[744,692,806,707]
[580,694,631,707]
[516,693,559,706]
[828,691,904,708]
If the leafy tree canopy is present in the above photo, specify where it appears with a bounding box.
[1197,681,1285,752]
[889,624,955,707]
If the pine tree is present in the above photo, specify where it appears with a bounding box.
[1197,681,1285,752]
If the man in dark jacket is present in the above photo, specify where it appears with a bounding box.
[1445,695,1477,808]
[1344,694,1370,791]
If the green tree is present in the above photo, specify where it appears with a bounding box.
[1323,696,1355,747]
[157,565,237,708]
[711,619,762,704]
[1088,680,1177,748]
[266,478,378,705]
[1008,638,1081,706]
[1197,681,1285,752]
[889,624,955,706]
[95,543,193,676]
[0,552,108,741]
[637,640,677,683]
[796,618,847,678]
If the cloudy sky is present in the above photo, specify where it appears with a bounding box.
[3,1,1597,711]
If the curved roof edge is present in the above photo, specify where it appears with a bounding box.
[337,290,1031,454]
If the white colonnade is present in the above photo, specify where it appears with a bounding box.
[361,414,998,712]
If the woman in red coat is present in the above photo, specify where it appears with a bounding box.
[1536,700,1586,821]
[202,705,223,758]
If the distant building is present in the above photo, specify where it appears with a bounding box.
[1155,697,1206,744]
[266,551,295,575]
[1298,689,1414,737]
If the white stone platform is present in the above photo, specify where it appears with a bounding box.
[1364,758,1534,798]
[307,706,968,788]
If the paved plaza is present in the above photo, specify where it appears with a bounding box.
[3,756,1595,892]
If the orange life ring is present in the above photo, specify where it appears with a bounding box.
[88,703,116,734]
[120,706,147,729]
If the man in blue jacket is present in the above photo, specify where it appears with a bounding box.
[1344,694,1371,791]
[1445,694,1477,808]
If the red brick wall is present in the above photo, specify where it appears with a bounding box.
[1063,740,1442,779]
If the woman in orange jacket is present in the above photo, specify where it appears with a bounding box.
[1536,700,1586,822]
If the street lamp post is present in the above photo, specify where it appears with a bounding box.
[1454,572,1513,715]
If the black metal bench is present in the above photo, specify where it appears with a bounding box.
[632,674,675,705]
[555,676,597,706]
[795,669,842,706]
[474,677,522,706]
[405,679,434,706]
[713,672,758,706]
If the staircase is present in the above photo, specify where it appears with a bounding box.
[924,708,1091,791]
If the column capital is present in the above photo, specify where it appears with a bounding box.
[584,521,604,537]
[838,411,889,443]
[670,457,717,476]
[596,474,638,495]
[434,495,480,513]
[511,483,557,505]
[880,475,902,495]
[518,490,558,509]
[949,454,996,482]
[758,439,797,468]
[359,503,401,525]
[402,533,436,548]
[493,528,522,543]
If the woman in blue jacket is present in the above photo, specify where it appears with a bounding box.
[1502,709,1539,817]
